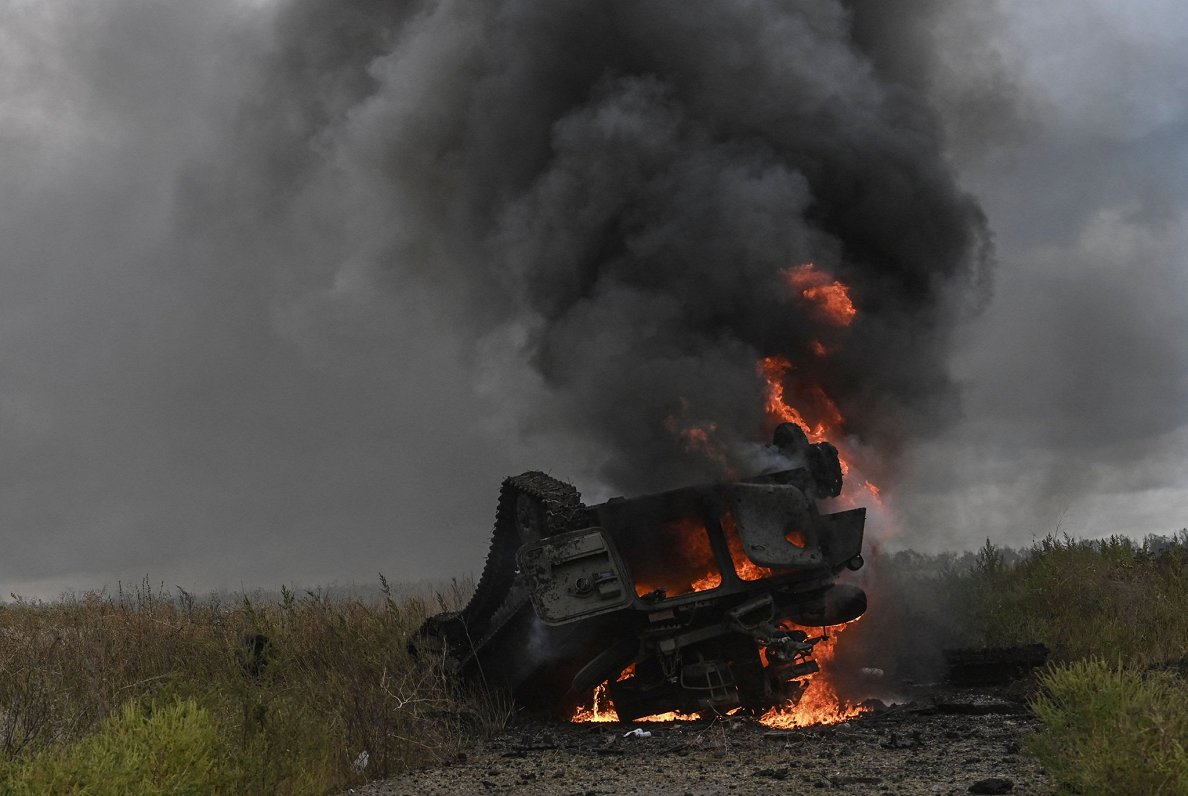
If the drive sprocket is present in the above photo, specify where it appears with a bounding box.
[419,472,585,669]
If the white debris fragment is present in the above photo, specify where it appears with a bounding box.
[623,728,653,738]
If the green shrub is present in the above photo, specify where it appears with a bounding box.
[5,698,237,795]
[941,534,1188,665]
[1029,659,1188,794]
[840,533,1188,685]
[0,578,478,794]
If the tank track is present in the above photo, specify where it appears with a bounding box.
[423,471,585,669]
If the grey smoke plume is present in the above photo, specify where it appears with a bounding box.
[240,0,991,493]
[0,0,995,595]
[5,0,1184,596]
[891,1,1188,548]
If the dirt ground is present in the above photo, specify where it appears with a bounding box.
[355,689,1049,796]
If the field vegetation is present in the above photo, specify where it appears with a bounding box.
[945,533,1188,664]
[0,577,498,794]
[2,533,1187,793]
[860,532,1188,794]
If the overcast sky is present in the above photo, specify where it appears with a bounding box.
[895,1,1188,549]
[1,1,1186,598]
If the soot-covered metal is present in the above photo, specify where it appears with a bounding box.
[416,423,868,720]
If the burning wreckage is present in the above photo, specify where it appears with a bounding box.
[416,422,867,722]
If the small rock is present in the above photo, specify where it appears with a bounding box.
[969,777,1014,794]
[880,730,923,749]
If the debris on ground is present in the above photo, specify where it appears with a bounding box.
[357,689,1048,796]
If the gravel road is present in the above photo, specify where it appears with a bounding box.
[354,690,1049,795]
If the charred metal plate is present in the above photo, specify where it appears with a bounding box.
[727,483,824,568]
[785,582,868,626]
[517,527,631,625]
[817,507,866,568]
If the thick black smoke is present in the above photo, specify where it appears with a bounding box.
[5,0,1186,596]
[242,0,991,493]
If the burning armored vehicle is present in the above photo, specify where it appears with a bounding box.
[417,422,868,720]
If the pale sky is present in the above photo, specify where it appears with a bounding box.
[1,1,1185,598]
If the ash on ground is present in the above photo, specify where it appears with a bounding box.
[357,685,1047,796]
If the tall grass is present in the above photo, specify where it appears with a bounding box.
[881,532,1188,793]
[0,576,488,794]
[5,534,1187,792]
[5,698,240,795]
[944,532,1188,665]
[1029,660,1188,794]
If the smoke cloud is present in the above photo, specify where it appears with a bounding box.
[239,1,991,494]
[894,0,1188,548]
[0,0,1185,594]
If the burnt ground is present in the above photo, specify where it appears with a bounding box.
[353,687,1050,796]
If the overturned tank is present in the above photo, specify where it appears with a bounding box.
[416,422,868,720]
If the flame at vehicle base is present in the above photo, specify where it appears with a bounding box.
[570,261,873,729]
[570,623,867,728]
[756,627,867,729]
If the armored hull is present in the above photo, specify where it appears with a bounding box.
[417,424,868,719]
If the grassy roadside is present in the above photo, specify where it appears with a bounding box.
[1030,659,1188,794]
[4,533,1187,793]
[946,533,1188,665]
[0,577,491,794]
[839,533,1188,793]
[924,533,1188,794]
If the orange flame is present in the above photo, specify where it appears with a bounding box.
[570,682,619,723]
[630,517,722,598]
[782,263,856,326]
[758,356,888,505]
[663,413,734,474]
[757,356,844,444]
[570,675,702,723]
[570,701,701,723]
[759,356,817,438]
[570,624,867,727]
[864,480,882,505]
[758,624,867,728]
[721,510,775,581]
[572,261,881,730]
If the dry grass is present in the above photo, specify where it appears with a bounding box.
[845,532,1188,680]
[6,533,1187,792]
[863,533,1188,794]
[944,533,1188,665]
[0,576,494,794]
[1029,660,1188,794]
